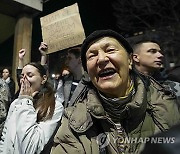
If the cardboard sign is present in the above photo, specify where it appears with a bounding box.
[40,3,85,54]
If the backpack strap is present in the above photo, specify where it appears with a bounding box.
[68,73,90,107]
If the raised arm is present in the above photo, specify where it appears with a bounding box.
[39,42,48,65]
[18,49,26,69]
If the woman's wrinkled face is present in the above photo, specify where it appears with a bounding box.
[86,37,132,97]
[20,65,46,93]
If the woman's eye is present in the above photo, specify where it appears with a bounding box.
[27,73,33,78]
[88,54,96,59]
[107,48,115,53]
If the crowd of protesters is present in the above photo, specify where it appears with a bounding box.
[0,29,180,154]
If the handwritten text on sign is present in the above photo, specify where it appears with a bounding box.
[40,3,85,54]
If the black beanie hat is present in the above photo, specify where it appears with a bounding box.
[81,29,133,72]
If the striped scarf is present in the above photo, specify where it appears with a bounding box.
[98,81,135,153]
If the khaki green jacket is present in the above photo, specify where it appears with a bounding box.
[51,78,180,154]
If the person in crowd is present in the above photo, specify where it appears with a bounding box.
[132,40,164,76]
[0,62,64,154]
[1,68,15,102]
[132,40,180,103]
[39,42,84,108]
[61,46,84,107]
[15,45,52,99]
[50,29,180,154]
[52,65,70,90]
[0,78,9,136]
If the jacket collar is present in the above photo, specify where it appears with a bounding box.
[68,78,147,133]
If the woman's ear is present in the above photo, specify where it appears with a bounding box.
[41,75,47,85]
[128,54,133,70]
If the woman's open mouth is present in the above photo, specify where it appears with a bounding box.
[98,68,116,79]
